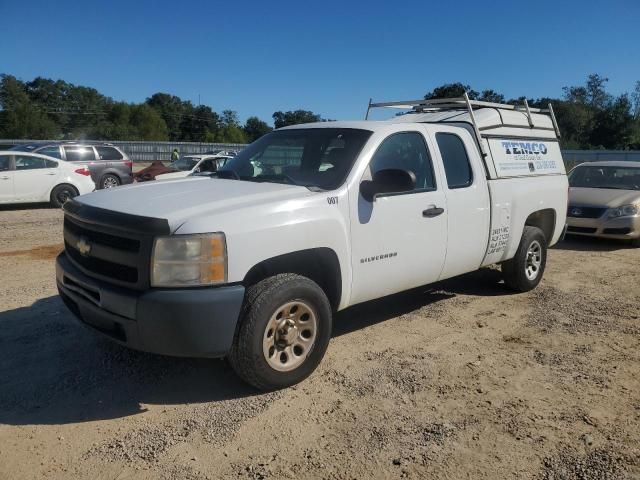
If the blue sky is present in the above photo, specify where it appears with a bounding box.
[1,0,639,124]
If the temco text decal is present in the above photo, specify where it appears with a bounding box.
[488,139,564,177]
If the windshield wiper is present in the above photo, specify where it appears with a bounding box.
[210,170,241,180]
[249,174,297,185]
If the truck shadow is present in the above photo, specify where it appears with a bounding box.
[334,267,511,337]
[555,235,633,252]
[0,203,53,211]
[0,268,510,426]
[0,296,254,426]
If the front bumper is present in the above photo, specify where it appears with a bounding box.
[566,214,640,240]
[56,253,245,358]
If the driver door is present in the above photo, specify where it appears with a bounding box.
[349,130,448,305]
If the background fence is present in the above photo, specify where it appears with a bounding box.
[0,140,248,162]
[1,139,639,167]
[561,150,640,170]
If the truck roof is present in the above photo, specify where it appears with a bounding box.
[391,108,557,139]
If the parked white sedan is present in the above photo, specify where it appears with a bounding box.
[0,151,95,207]
[155,155,233,181]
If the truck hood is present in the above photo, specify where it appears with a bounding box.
[569,187,640,208]
[155,171,189,181]
[76,177,313,230]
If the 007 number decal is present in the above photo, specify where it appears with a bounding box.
[327,196,338,205]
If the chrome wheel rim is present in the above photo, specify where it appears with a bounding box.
[525,240,542,280]
[263,300,317,372]
[103,176,118,188]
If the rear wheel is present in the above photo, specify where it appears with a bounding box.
[100,174,120,189]
[50,184,79,208]
[502,226,547,292]
[228,274,332,391]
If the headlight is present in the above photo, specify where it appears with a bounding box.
[608,204,640,218]
[151,233,227,287]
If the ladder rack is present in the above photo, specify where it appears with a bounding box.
[364,93,562,140]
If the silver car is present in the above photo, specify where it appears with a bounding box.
[567,161,640,247]
[10,142,133,189]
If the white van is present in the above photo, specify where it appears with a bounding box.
[56,95,568,390]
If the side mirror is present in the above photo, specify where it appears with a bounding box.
[360,168,416,202]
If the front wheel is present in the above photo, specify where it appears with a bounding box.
[50,184,79,208]
[502,226,547,292]
[228,274,332,391]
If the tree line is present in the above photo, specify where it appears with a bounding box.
[1,73,639,149]
[424,75,640,150]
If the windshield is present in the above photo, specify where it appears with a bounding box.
[169,157,199,171]
[569,165,640,191]
[218,128,372,190]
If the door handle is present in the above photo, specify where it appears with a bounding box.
[45,172,57,175]
[422,207,445,218]
[0,176,10,180]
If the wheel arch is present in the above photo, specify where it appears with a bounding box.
[524,208,556,244]
[49,182,80,207]
[242,248,342,311]
[49,182,79,199]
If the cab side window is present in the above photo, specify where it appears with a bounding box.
[369,132,435,191]
[436,133,473,189]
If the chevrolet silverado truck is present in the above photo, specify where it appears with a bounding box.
[56,95,568,390]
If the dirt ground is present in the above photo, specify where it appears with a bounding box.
[0,206,638,480]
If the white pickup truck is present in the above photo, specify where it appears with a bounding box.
[56,96,568,390]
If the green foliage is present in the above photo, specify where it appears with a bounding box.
[272,110,322,129]
[243,116,273,142]
[0,75,60,138]
[0,74,259,143]
[1,72,638,150]
[425,82,478,100]
[215,110,248,144]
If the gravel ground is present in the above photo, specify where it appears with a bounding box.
[0,206,638,479]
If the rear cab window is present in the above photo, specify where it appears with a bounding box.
[436,133,473,189]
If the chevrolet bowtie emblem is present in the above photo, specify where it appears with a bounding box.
[76,237,91,256]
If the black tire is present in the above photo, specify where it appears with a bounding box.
[100,174,120,189]
[501,226,547,292]
[228,273,332,391]
[631,238,640,248]
[50,184,79,208]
